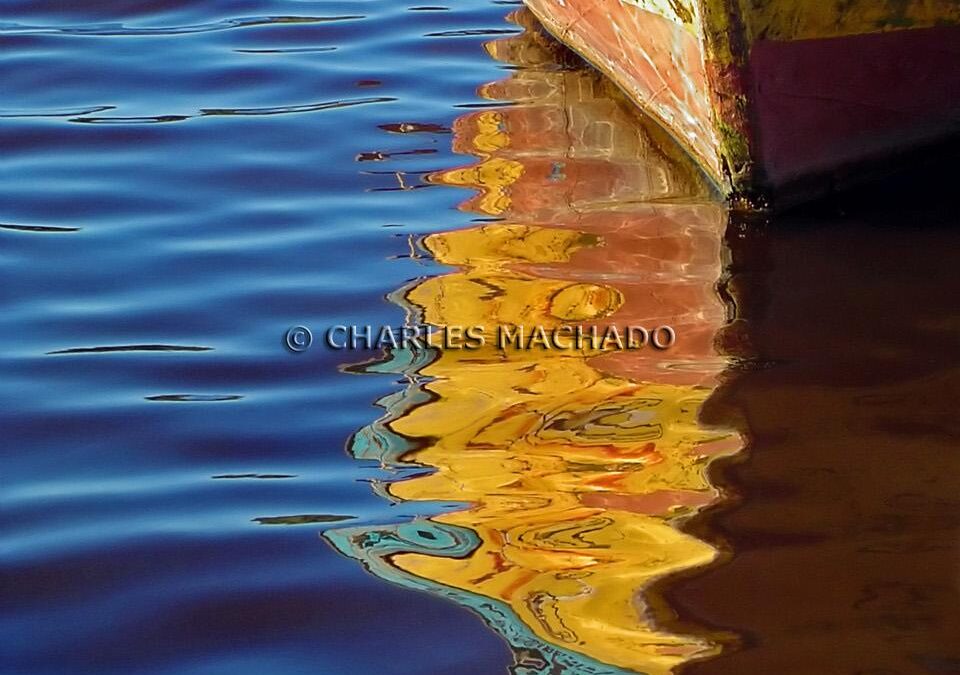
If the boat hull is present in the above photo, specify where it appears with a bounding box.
[522,0,960,208]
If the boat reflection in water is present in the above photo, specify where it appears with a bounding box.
[325,11,738,674]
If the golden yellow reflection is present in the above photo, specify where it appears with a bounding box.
[326,10,738,674]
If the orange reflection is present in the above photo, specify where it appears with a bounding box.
[326,11,738,674]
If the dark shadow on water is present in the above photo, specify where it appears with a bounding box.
[659,153,960,675]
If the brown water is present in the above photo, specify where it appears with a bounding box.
[665,187,960,675]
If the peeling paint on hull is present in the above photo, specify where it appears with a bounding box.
[523,0,960,208]
[523,0,723,187]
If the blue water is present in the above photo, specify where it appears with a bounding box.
[1,2,520,673]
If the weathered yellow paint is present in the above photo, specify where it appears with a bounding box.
[733,0,960,42]
[621,0,702,30]
[692,0,960,65]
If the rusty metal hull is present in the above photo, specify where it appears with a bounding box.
[522,0,960,208]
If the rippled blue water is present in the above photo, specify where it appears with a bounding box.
[1,2,523,673]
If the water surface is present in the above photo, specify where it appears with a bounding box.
[3,2,960,675]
